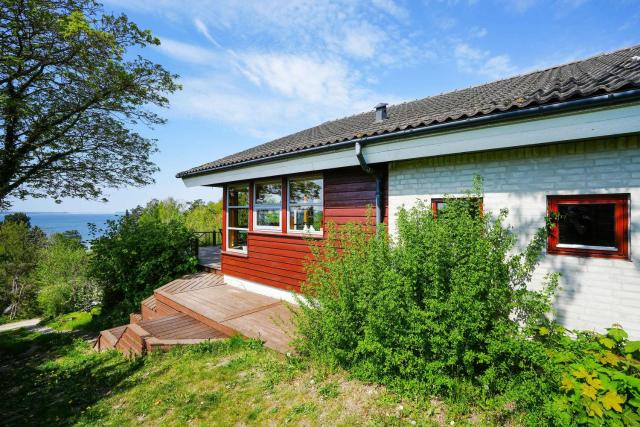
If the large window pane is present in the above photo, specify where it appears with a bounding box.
[228,185,249,206]
[289,178,322,204]
[255,182,281,205]
[558,204,616,247]
[228,207,248,228]
[289,206,323,232]
[227,183,249,252]
[228,229,248,251]
[256,209,281,227]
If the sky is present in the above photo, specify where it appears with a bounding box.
[9,0,640,213]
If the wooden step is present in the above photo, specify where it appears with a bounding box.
[95,313,227,356]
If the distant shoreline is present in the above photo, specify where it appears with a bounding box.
[0,211,121,241]
[1,211,124,215]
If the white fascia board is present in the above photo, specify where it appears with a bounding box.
[182,146,358,187]
[364,102,640,164]
[182,102,640,187]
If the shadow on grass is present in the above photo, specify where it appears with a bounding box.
[0,328,144,427]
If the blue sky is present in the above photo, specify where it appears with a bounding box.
[11,0,640,213]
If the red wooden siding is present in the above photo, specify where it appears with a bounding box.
[220,166,387,292]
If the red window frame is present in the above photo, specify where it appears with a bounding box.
[547,194,629,259]
[431,197,483,219]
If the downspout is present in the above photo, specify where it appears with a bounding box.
[355,142,383,225]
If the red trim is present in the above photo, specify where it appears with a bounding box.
[431,197,483,219]
[248,181,254,232]
[547,194,630,260]
[221,185,227,252]
[221,250,249,258]
[281,177,288,234]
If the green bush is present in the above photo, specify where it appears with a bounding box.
[89,209,197,321]
[542,325,640,425]
[35,233,100,317]
[0,215,46,319]
[294,180,565,420]
[295,179,640,425]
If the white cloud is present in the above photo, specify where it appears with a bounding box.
[454,43,517,79]
[371,0,409,20]
[454,43,485,62]
[239,53,364,108]
[469,26,488,38]
[156,37,219,65]
[342,22,384,59]
[194,17,222,48]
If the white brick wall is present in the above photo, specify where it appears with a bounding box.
[388,135,640,338]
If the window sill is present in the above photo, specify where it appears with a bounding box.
[221,250,249,258]
[547,248,630,260]
[248,230,324,239]
[286,231,324,239]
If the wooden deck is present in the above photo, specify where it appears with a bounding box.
[155,272,295,353]
[96,272,296,355]
[197,246,221,272]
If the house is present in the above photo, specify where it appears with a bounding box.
[178,45,640,339]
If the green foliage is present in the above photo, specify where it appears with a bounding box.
[35,232,100,317]
[544,325,640,426]
[0,0,179,208]
[295,179,640,425]
[0,215,46,318]
[45,307,101,331]
[136,198,223,234]
[296,179,557,392]
[184,199,223,233]
[89,206,197,321]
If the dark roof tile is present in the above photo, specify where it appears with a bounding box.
[178,45,640,178]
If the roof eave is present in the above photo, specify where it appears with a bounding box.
[176,88,640,180]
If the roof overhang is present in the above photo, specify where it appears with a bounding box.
[181,99,640,188]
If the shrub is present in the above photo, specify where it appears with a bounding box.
[35,233,100,317]
[542,324,640,425]
[89,209,197,320]
[294,180,561,416]
[0,215,46,319]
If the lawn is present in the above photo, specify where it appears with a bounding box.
[0,326,476,427]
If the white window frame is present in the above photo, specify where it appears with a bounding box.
[287,175,324,235]
[253,180,282,231]
[226,183,249,253]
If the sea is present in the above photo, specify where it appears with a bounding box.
[0,211,122,241]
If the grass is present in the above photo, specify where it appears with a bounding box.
[45,310,97,332]
[0,324,482,427]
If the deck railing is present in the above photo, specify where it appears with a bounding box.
[191,229,223,256]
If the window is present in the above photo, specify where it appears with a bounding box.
[288,176,323,234]
[547,194,629,259]
[254,181,282,230]
[431,197,483,219]
[226,184,249,252]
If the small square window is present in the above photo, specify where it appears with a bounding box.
[431,197,483,219]
[547,194,629,259]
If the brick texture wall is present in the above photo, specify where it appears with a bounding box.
[387,134,640,338]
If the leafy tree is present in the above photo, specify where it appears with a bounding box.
[89,207,197,321]
[137,198,185,225]
[0,216,45,318]
[35,232,98,317]
[2,212,31,227]
[185,199,222,233]
[0,0,179,209]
